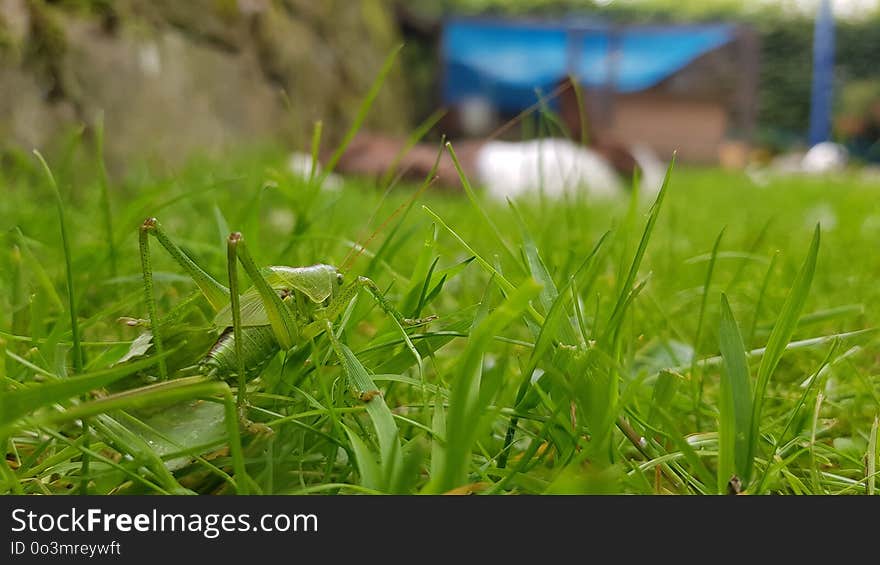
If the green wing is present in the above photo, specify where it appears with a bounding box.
[212,265,337,328]
[214,288,271,327]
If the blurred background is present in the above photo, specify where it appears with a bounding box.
[0,0,879,175]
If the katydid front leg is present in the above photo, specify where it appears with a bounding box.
[294,276,433,399]
[307,276,432,376]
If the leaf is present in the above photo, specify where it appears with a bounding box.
[602,155,674,346]
[718,293,753,494]
[647,369,684,430]
[90,414,189,494]
[120,400,229,471]
[0,351,173,434]
[345,426,382,491]
[432,279,542,492]
[868,416,878,496]
[746,225,820,483]
[116,332,154,365]
[336,342,401,490]
[321,45,403,178]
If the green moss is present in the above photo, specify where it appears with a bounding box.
[27,0,68,61]
[0,12,14,54]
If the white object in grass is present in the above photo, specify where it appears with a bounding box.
[288,152,342,191]
[801,142,848,173]
[475,138,623,200]
[629,143,667,196]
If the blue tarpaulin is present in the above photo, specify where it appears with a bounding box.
[442,18,736,112]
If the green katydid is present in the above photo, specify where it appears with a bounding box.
[124,138,446,435]
[12,161,442,495]
[134,216,430,426]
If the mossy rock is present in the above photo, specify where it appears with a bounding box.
[0,0,411,170]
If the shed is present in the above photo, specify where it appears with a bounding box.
[441,17,759,163]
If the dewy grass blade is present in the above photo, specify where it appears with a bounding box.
[746,225,820,483]
[718,293,753,493]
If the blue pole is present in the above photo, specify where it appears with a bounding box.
[808,0,835,145]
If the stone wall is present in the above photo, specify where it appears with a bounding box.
[0,0,411,171]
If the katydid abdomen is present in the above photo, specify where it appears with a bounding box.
[200,325,280,379]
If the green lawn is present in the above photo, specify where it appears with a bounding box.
[1,144,878,495]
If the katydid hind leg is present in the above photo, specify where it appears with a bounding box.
[138,220,168,380]
[138,217,232,379]
[229,232,298,351]
[226,233,248,408]
[140,218,229,310]
[226,232,277,437]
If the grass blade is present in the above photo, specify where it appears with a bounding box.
[445,142,520,270]
[431,279,542,492]
[94,111,117,280]
[335,341,401,490]
[718,293,753,494]
[345,426,382,491]
[321,45,402,179]
[33,151,83,374]
[0,350,172,434]
[602,155,674,346]
[423,206,544,326]
[746,225,820,483]
[868,416,878,496]
[693,227,724,421]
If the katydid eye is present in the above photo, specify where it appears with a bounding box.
[337,274,344,285]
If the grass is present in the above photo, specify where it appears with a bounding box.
[1,135,879,494]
